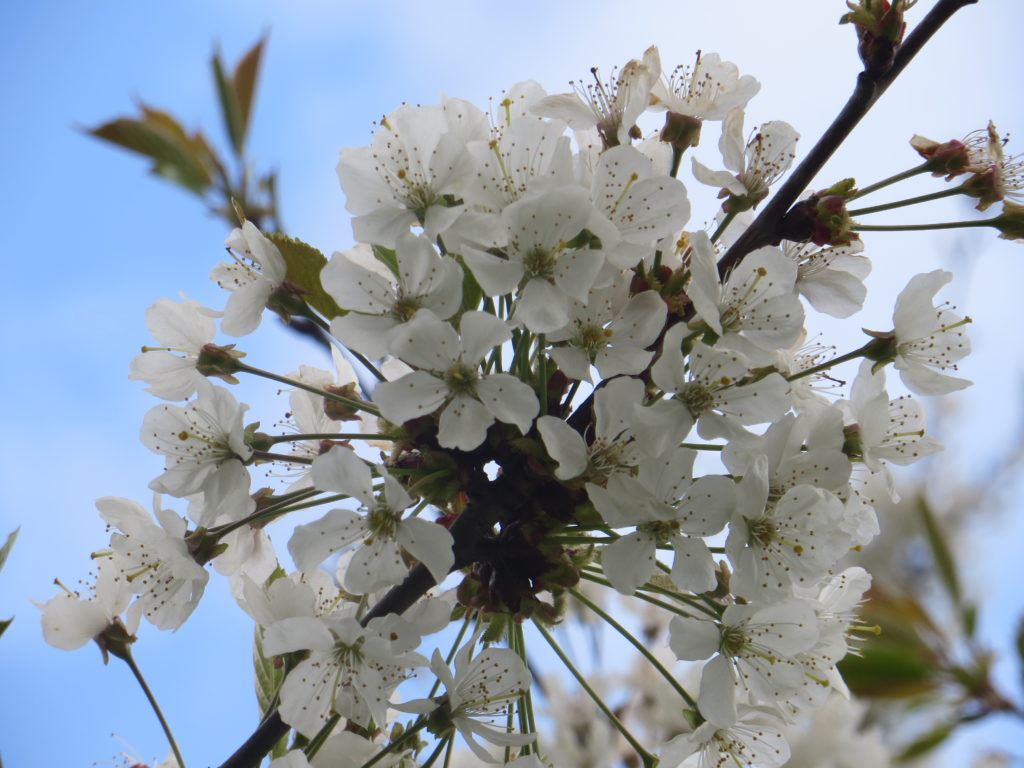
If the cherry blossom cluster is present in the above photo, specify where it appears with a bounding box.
[43,42,993,768]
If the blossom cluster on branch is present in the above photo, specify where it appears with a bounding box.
[44,5,1022,765]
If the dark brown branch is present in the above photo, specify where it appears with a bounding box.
[716,0,979,277]
[218,479,513,768]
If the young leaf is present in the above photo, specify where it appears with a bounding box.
[0,528,17,573]
[267,233,344,320]
[917,495,961,608]
[212,49,245,157]
[232,37,267,151]
[88,107,215,195]
[252,627,288,759]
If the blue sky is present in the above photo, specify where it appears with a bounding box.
[2,1,1023,766]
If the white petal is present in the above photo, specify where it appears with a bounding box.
[288,508,365,574]
[601,533,656,594]
[373,371,448,425]
[397,517,455,586]
[475,374,539,434]
[537,415,588,479]
[438,395,493,450]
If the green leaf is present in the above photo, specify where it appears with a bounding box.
[1015,615,1024,689]
[212,49,244,157]
[916,495,961,608]
[962,602,978,639]
[0,528,18,573]
[896,721,955,761]
[267,233,344,320]
[232,37,267,152]
[253,627,283,716]
[458,256,483,313]
[0,617,11,639]
[838,643,939,698]
[371,244,400,279]
[88,108,215,195]
[253,627,288,759]
[212,37,267,158]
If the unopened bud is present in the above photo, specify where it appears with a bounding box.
[841,0,913,76]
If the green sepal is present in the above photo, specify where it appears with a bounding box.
[266,233,344,320]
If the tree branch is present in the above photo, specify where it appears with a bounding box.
[716,0,979,277]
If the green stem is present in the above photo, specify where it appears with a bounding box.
[251,451,313,465]
[709,211,738,243]
[537,334,549,416]
[358,717,427,768]
[849,161,930,200]
[265,432,391,444]
[207,488,325,537]
[511,329,533,379]
[562,379,581,414]
[428,616,473,699]
[121,649,187,768]
[419,736,451,768]
[853,218,996,233]
[533,622,659,768]
[304,714,340,760]
[569,588,698,709]
[348,349,387,382]
[787,342,873,382]
[579,566,718,618]
[236,361,381,417]
[510,622,539,755]
[669,145,684,178]
[679,442,724,451]
[848,185,963,216]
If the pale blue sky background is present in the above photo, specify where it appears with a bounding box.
[2,1,1023,766]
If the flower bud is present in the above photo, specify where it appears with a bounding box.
[660,112,703,152]
[841,0,913,76]
[992,201,1024,242]
[911,135,972,179]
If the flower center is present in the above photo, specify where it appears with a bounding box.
[332,635,366,668]
[678,381,716,418]
[638,519,679,544]
[523,247,556,280]
[444,364,479,396]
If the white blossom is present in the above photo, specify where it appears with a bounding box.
[373,310,538,450]
[213,220,288,337]
[890,269,972,395]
